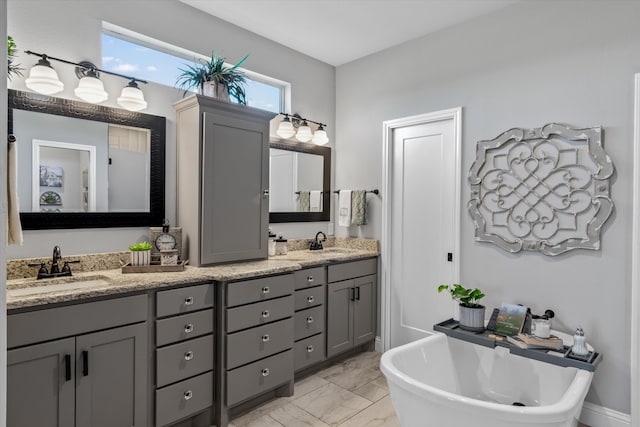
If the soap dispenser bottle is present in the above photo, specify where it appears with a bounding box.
[571,327,589,356]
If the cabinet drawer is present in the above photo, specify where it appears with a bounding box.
[328,258,377,283]
[156,283,213,318]
[226,349,293,407]
[294,333,326,371]
[226,295,293,333]
[226,318,294,370]
[8,294,147,348]
[226,274,294,307]
[294,286,325,311]
[294,267,326,290]
[156,371,213,427]
[156,309,213,347]
[156,335,213,388]
[294,305,325,341]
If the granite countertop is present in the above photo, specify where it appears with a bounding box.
[6,243,378,311]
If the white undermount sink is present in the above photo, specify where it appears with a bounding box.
[7,275,112,297]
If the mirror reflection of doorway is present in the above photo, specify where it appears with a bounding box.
[32,140,96,213]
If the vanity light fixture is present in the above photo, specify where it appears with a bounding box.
[24,50,148,111]
[277,113,329,145]
[24,54,64,95]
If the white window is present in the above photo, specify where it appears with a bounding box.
[102,23,288,113]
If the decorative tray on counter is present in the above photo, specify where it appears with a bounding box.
[434,318,602,372]
[121,261,185,274]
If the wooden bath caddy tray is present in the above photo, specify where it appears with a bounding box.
[434,319,602,372]
[121,261,185,274]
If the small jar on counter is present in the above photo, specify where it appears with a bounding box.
[275,235,288,255]
[268,231,277,257]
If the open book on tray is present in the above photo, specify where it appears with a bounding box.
[506,334,564,351]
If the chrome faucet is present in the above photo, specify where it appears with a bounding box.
[310,231,327,250]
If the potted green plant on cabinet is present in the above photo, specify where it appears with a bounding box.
[129,241,152,266]
[7,36,23,80]
[437,283,486,332]
[176,52,249,104]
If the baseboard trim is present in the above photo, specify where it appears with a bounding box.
[581,402,630,427]
[375,336,383,353]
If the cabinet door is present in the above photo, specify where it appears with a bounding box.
[201,111,269,264]
[326,279,354,358]
[75,323,148,427]
[7,338,75,427]
[353,274,377,347]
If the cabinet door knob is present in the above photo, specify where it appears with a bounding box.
[184,296,194,306]
[261,310,270,318]
[262,334,270,342]
[307,275,314,283]
[306,316,314,324]
[184,351,194,361]
[184,323,194,333]
[263,189,270,198]
[261,368,270,377]
[261,286,270,294]
[306,345,314,353]
[184,390,193,401]
[307,296,315,303]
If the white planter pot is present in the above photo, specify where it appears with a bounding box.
[202,81,230,102]
[130,250,150,266]
[458,305,485,332]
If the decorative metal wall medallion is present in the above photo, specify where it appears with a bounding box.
[468,123,614,256]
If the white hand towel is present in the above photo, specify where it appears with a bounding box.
[7,139,23,245]
[338,190,352,226]
[310,191,322,212]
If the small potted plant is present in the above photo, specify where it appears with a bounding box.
[437,283,486,332]
[129,241,152,266]
[176,52,249,104]
[7,35,23,80]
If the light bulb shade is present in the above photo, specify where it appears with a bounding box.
[296,122,313,142]
[276,117,295,139]
[74,75,108,103]
[312,128,329,145]
[117,81,147,111]
[25,59,64,95]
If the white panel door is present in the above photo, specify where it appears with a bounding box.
[389,117,458,348]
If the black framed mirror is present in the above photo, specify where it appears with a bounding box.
[8,89,166,230]
[269,140,330,223]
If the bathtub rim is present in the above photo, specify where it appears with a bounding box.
[380,332,594,424]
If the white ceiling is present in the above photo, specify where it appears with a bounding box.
[179,0,519,66]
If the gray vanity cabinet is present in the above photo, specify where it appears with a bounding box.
[293,267,327,371]
[7,295,148,427]
[174,95,276,266]
[326,259,377,358]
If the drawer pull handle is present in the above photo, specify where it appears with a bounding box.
[184,323,194,333]
[261,368,270,377]
[184,390,193,401]
[262,334,270,342]
[307,275,314,283]
[307,345,314,353]
[307,296,315,303]
[184,351,194,361]
[306,316,314,324]
[262,286,270,294]
[262,310,270,318]
[184,296,194,306]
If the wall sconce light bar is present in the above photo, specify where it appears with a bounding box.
[276,113,329,145]
[24,50,148,111]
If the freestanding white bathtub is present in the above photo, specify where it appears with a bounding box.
[380,333,593,427]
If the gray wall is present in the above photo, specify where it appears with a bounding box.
[7,0,335,258]
[335,1,640,414]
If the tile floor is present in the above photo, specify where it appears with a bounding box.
[228,351,589,427]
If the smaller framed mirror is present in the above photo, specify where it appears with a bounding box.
[269,140,330,223]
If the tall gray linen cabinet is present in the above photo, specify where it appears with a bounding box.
[175,95,276,266]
